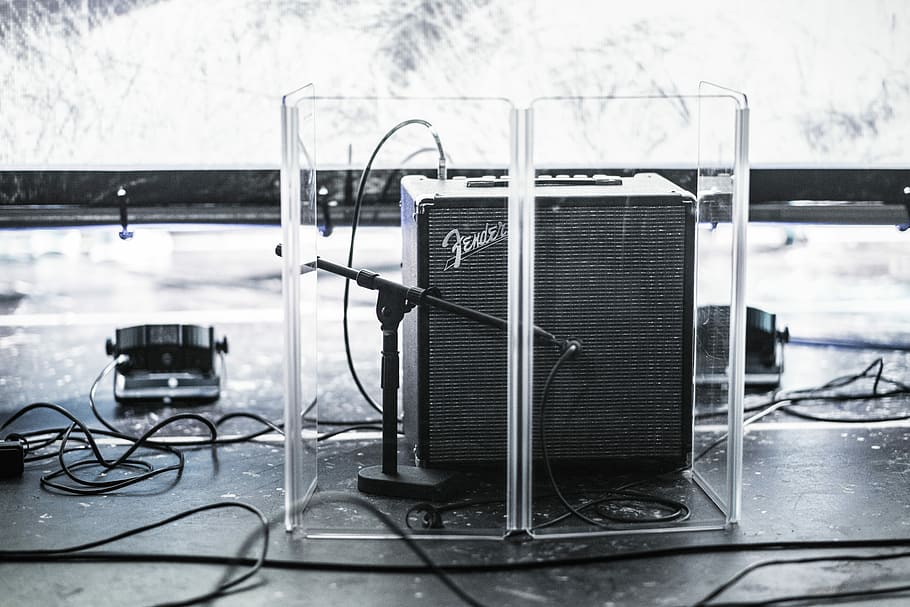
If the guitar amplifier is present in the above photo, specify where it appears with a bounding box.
[401,173,696,471]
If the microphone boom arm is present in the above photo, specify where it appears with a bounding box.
[276,244,572,352]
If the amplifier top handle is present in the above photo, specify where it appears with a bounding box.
[465,174,622,188]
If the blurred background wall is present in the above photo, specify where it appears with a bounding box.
[1,0,907,167]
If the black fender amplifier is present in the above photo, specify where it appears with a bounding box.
[401,173,697,471]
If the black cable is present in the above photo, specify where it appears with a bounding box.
[538,342,690,530]
[215,409,387,439]
[1,361,390,494]
[89,361,379,443]
[225,492,487,607]
[532,491,685,531]
[696,358,899,421]
[209,403,386,437]
[316,424,387,441]
[300,397,383,426]
[86,357,226,447]
[695,550,910,606]
[595,492,690,524]
[705,583,910,607]
[0,403,211,495]
[778,404,910,423]
[205,411,285,445]
[534,477,690,530]
[695,390,910,462]
[6,427,74,461]
[8,537,910,575]
[51,421,193,495]
[0,501,269,607]
[0,383,258,495]
[8,536,910,607]
[538,343,604,527]
[306,417,383,426]
[342,118,446,417]
[694,358,910,461]
[406,473,691,532]
[406,344,690,532]
[25,446,92,462]
[789,335,910,352]
[5,416,370,497]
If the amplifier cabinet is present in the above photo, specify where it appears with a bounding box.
[401,173,697,471]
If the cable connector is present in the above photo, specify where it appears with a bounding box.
[0,439,25,479]
[422,122,447,181]
[411,502,445,529]
[562,339,583,357]
[437,155,447,181]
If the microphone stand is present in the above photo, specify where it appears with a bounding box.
[277,246,569,500]
[321,257,459,499]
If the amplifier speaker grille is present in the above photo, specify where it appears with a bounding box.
[403,176,695,469]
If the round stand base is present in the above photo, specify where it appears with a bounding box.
[357,464,460,500]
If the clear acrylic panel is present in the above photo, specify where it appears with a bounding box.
[297,96,517,538]
[521,93,747,538]
[692,83,749,523]
[281,84,319,531]
[314,97,512,168]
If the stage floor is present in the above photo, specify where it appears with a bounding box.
[2,224,910,605]
[2,421,910,606]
